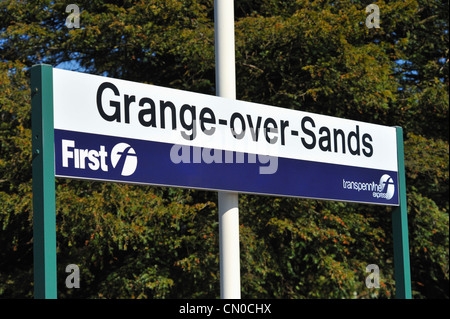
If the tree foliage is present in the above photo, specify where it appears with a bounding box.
[0,0,448,298]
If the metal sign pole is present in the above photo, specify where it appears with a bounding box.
[392,127,412,299]
[31,64,58,299]
[214,0,241,299]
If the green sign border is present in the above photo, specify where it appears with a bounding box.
[31,64,57,299]
[392,126,412,298]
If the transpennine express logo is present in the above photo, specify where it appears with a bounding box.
[342,174,396,200]
[378,174,395,200]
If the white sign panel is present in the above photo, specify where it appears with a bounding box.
[52,68,399,205]
[53,69,397,171]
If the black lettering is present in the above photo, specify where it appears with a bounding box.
[138,97,156,127]
[124,94,135,124]
[159,100,176,130]
[348,125,361,156]
[246,115,262,142]
[180,104,197,140]
[333,128,346,153]
[230,113,246,139]
[362,133,373,157]
[97,82,121,122]
[318,126,332,152]
[264,118,278,144]
[301,116,316,149]
[280,120,289,145]
[199,107,216,135]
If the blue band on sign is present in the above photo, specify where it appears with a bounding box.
[54,129,399,205]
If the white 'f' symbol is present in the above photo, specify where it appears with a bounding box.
[111,143,138,176]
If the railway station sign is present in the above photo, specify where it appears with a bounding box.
[52,68,399,205]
